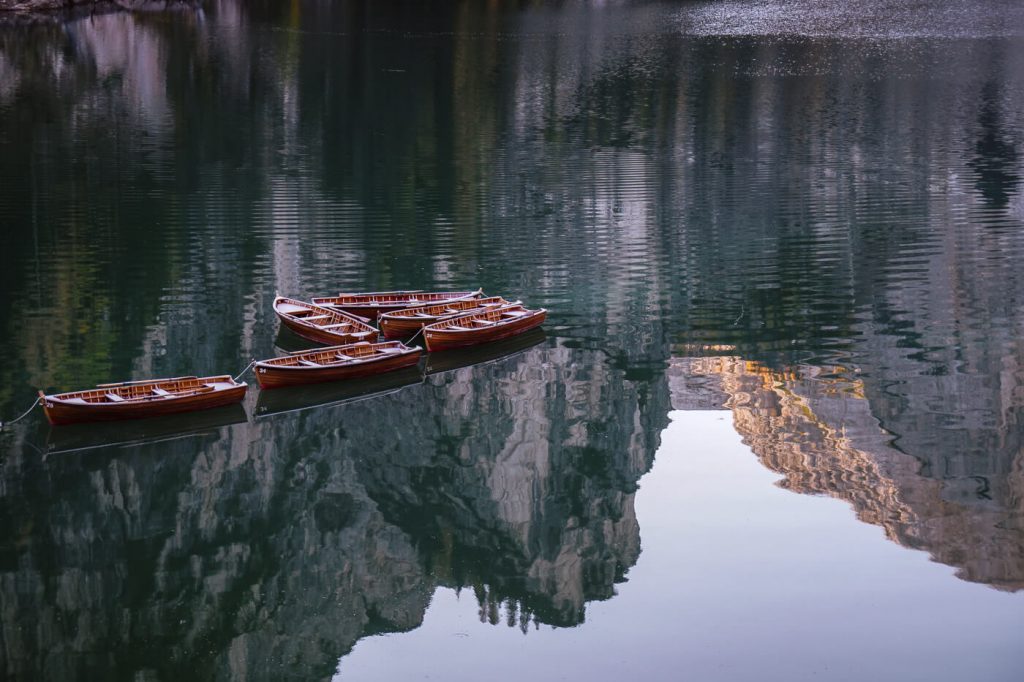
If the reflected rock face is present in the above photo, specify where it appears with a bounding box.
[0,345,670,680]
[674,356,1024,592]
[0,424,434,681]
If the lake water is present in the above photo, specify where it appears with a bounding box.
[0,1,1022,680]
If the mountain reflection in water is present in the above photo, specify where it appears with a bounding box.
[0,0,1023,679]
[671,356,1024,592]
[0,342,669,680]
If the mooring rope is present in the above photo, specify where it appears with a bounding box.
[406,326,426,347]
[233,360,256,383]
[0,396,41,431]
[2,344,421,430]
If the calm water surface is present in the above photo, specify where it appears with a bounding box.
[0,1,1023,680]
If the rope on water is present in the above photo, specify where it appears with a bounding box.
[0,396,41,431]
[406,326,426,347]
[732,305,745,326]
[233,360,256,383]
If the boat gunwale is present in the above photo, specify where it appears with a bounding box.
[310,288,484,308]
[380,296,515,321]
[424,305,547,334]
[273,296,378,333]
[255,342,421,371]
[42,375,245,404]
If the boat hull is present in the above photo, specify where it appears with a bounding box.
[424,310,547,352]
[41,383,248,426]
[255,348,422,389]
[272,296,380,346]
[380,316,428,339]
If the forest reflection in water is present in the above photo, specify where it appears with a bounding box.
[0,0,1023,679]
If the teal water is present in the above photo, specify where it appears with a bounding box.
[0,1,1023,680]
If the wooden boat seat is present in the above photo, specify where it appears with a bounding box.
[301,314,332,322]
[334,353,355,361]
[321,323,352,330]
[105,393,126,402]
[298,359,321,367]
[473,320,496,327]
[152,388,171,396]
[502,310,527,317]
[379,347,402,353]
[447,325,471,331]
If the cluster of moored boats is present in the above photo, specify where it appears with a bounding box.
[39,289,547,426]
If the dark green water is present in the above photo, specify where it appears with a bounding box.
[1,1,1023,680]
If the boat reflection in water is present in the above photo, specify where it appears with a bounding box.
[39,403,249,457]
[425,328,546,375]
[255,366,425,418]
[256,329,547,417]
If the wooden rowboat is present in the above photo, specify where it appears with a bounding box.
[378,296,515,339]
[310,288,484,318]
[39,375,248,426]
[423,304,547,352]
[254,341,422,389]
[273,296,378,346]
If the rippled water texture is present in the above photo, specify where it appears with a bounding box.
[0,1,1022,680]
